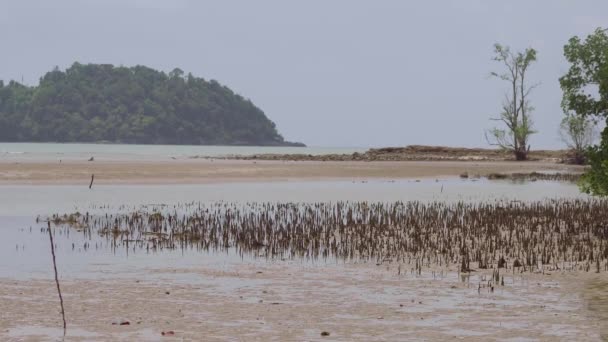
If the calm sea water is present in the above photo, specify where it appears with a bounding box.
[0,142,365,161]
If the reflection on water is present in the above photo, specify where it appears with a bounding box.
[3,212,373,281]
[1,216,250,280]
[0,178,588,217]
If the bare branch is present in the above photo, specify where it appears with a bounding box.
[487,43,538,160]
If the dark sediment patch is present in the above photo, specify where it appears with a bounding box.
[486,172,583,182]
[192,145,571,162]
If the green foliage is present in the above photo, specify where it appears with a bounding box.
[580,121,608,196]
[560,28,608,118]
[559,113,597,164]
[560,28,608,195]
[487,44,538,161]
[0,63,303,146]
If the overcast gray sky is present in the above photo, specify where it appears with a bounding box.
[1,1,606,148]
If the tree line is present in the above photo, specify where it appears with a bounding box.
[0,63,303,146]
[487,28,608,196]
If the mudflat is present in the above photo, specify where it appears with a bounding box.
[0,159,585,185]
[1,262,605,341]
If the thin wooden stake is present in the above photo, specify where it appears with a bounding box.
[89,174,94,189]
[48,221,67,334]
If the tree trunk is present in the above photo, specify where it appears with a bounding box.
[514,149,528,161]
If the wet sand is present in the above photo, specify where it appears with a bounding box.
[1,262,605,341]
[0,159,584,185]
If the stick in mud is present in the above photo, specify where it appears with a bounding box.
[48,221,67,334]
[89,174,94,189]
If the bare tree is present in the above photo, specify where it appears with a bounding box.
[559,114,598,164]
[486,44,538,161]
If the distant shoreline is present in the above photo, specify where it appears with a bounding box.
[197,145,572,163]
[0,140,306,148]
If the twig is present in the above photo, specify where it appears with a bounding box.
[89,174,94,189]
[48,221,67,334]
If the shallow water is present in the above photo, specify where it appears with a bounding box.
[1,216,258,280]
[0,178,589,280]
[0,178,588,217]
[0,142,364,162]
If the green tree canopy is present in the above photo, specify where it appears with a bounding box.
[560,28,608,118]
[560,28,608,195]
[0,63,304,146]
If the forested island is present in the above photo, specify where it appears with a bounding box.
[0,63,303,146]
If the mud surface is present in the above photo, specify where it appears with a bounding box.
[1,262,605,341]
